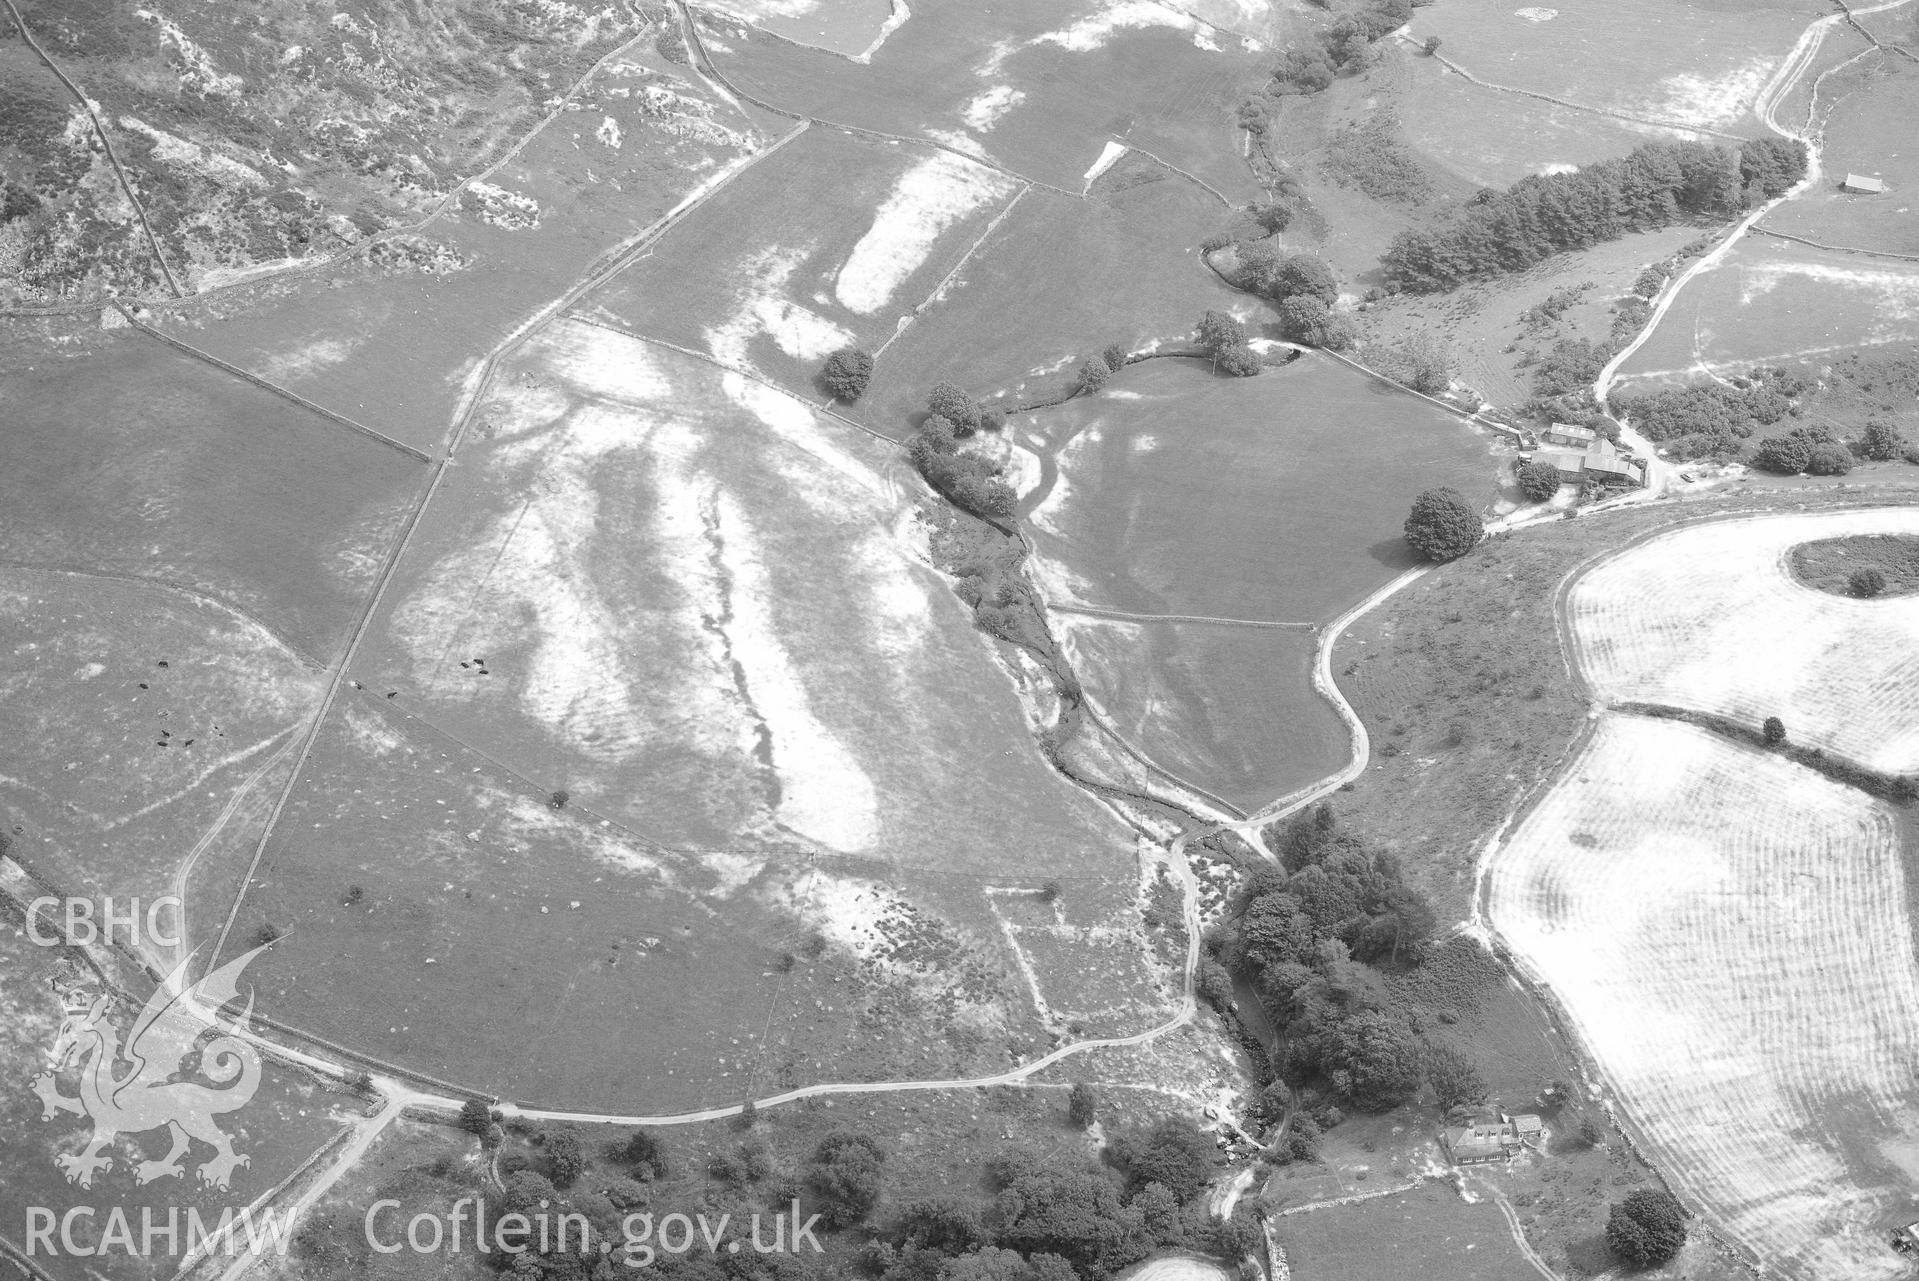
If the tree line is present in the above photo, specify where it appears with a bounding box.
[1381,139,1807,292]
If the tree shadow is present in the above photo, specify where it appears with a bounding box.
[1562,1230,1615,1275]
[1367,535,1422,573]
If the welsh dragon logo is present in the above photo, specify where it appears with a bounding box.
[33,947,268,1191]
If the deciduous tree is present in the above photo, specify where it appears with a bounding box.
[820,347,875,402]
[1402,487,1484,562]
[1605,1189,1688,1268]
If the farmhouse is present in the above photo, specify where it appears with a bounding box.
[1440,1114,1546,1165]
[1840,173,1887,194]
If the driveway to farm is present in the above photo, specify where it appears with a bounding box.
[1594,0,1919,485]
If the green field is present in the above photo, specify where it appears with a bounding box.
[1277,1185,1541,1281]
[854,157,1247,432]
[1058,614,1343,812]
[0,329,423,657]
[701,0,1268,200]
[1023,355,1495,623]
[576,124,1021,402]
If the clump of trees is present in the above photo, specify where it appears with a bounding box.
[909,382,1018,520]
[1068,1082,1097,1129]
[1269,0,1414,93]
[1606,1189,1688,1268]
[1232,243,1339,310]
[1858,418,1907,461]
[820,347,875,402]
[1381,140,1806,292]
[1375,333,1452,395]
[1214,806,1439,1116]
[1750,423,1847,475]
[1403,487,1484,561]
[1278,295,1356,350]
[1195,309,1262,377]
[1610,368,1804,460]
[1516,460,1563,502]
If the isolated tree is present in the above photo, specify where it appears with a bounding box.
[1858,418,1906,462]
[1102,343,1128,371]
[1403,487,1484,562]
[548,788,569,810]
[1850,566,1888,598]
[1215,344,1263,377]
[1250,200,1294,233]
[1196,309,1248,355]
[1423,35,1442,54]
[1039,879,1063,903]
[1606,1189,1688,1268]
[1075,359,1111,395]
[1068,1082,1098,1129]
[1763,716,1786,746]
[459,1098,493,1137]
[1517,459,1563,502]
[1805,441,1854,475]
[820,347,875,402]
[1751,433,1812,474]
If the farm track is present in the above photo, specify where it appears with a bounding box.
[0,0,185,298]
[203,121,816,971]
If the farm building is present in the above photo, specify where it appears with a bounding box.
[1440,1114,1546,1165]
[1543,422,1599,448]
[1523,436,1647,490]
[1840,173,1887,194]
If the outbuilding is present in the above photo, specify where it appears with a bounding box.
[1841,174,1887,194]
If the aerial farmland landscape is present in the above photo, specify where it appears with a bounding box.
[5,0,1919,1278]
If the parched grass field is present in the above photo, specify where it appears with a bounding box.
[1022,355,1495,624]
[701,0,1269,199]
[1400,0,1818,135]
[1055,614,1344,812]
[216,318,1154,1107]
[0,922,354,1281]
[0,330,423,658]
[1567,507,1919,772]
[1487,713,1919,1280]
[0,570,321,950]
[176,48,769,452]
[576,125,1020,400]
[853,152,1246,432]
[1614,236,1919,389]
